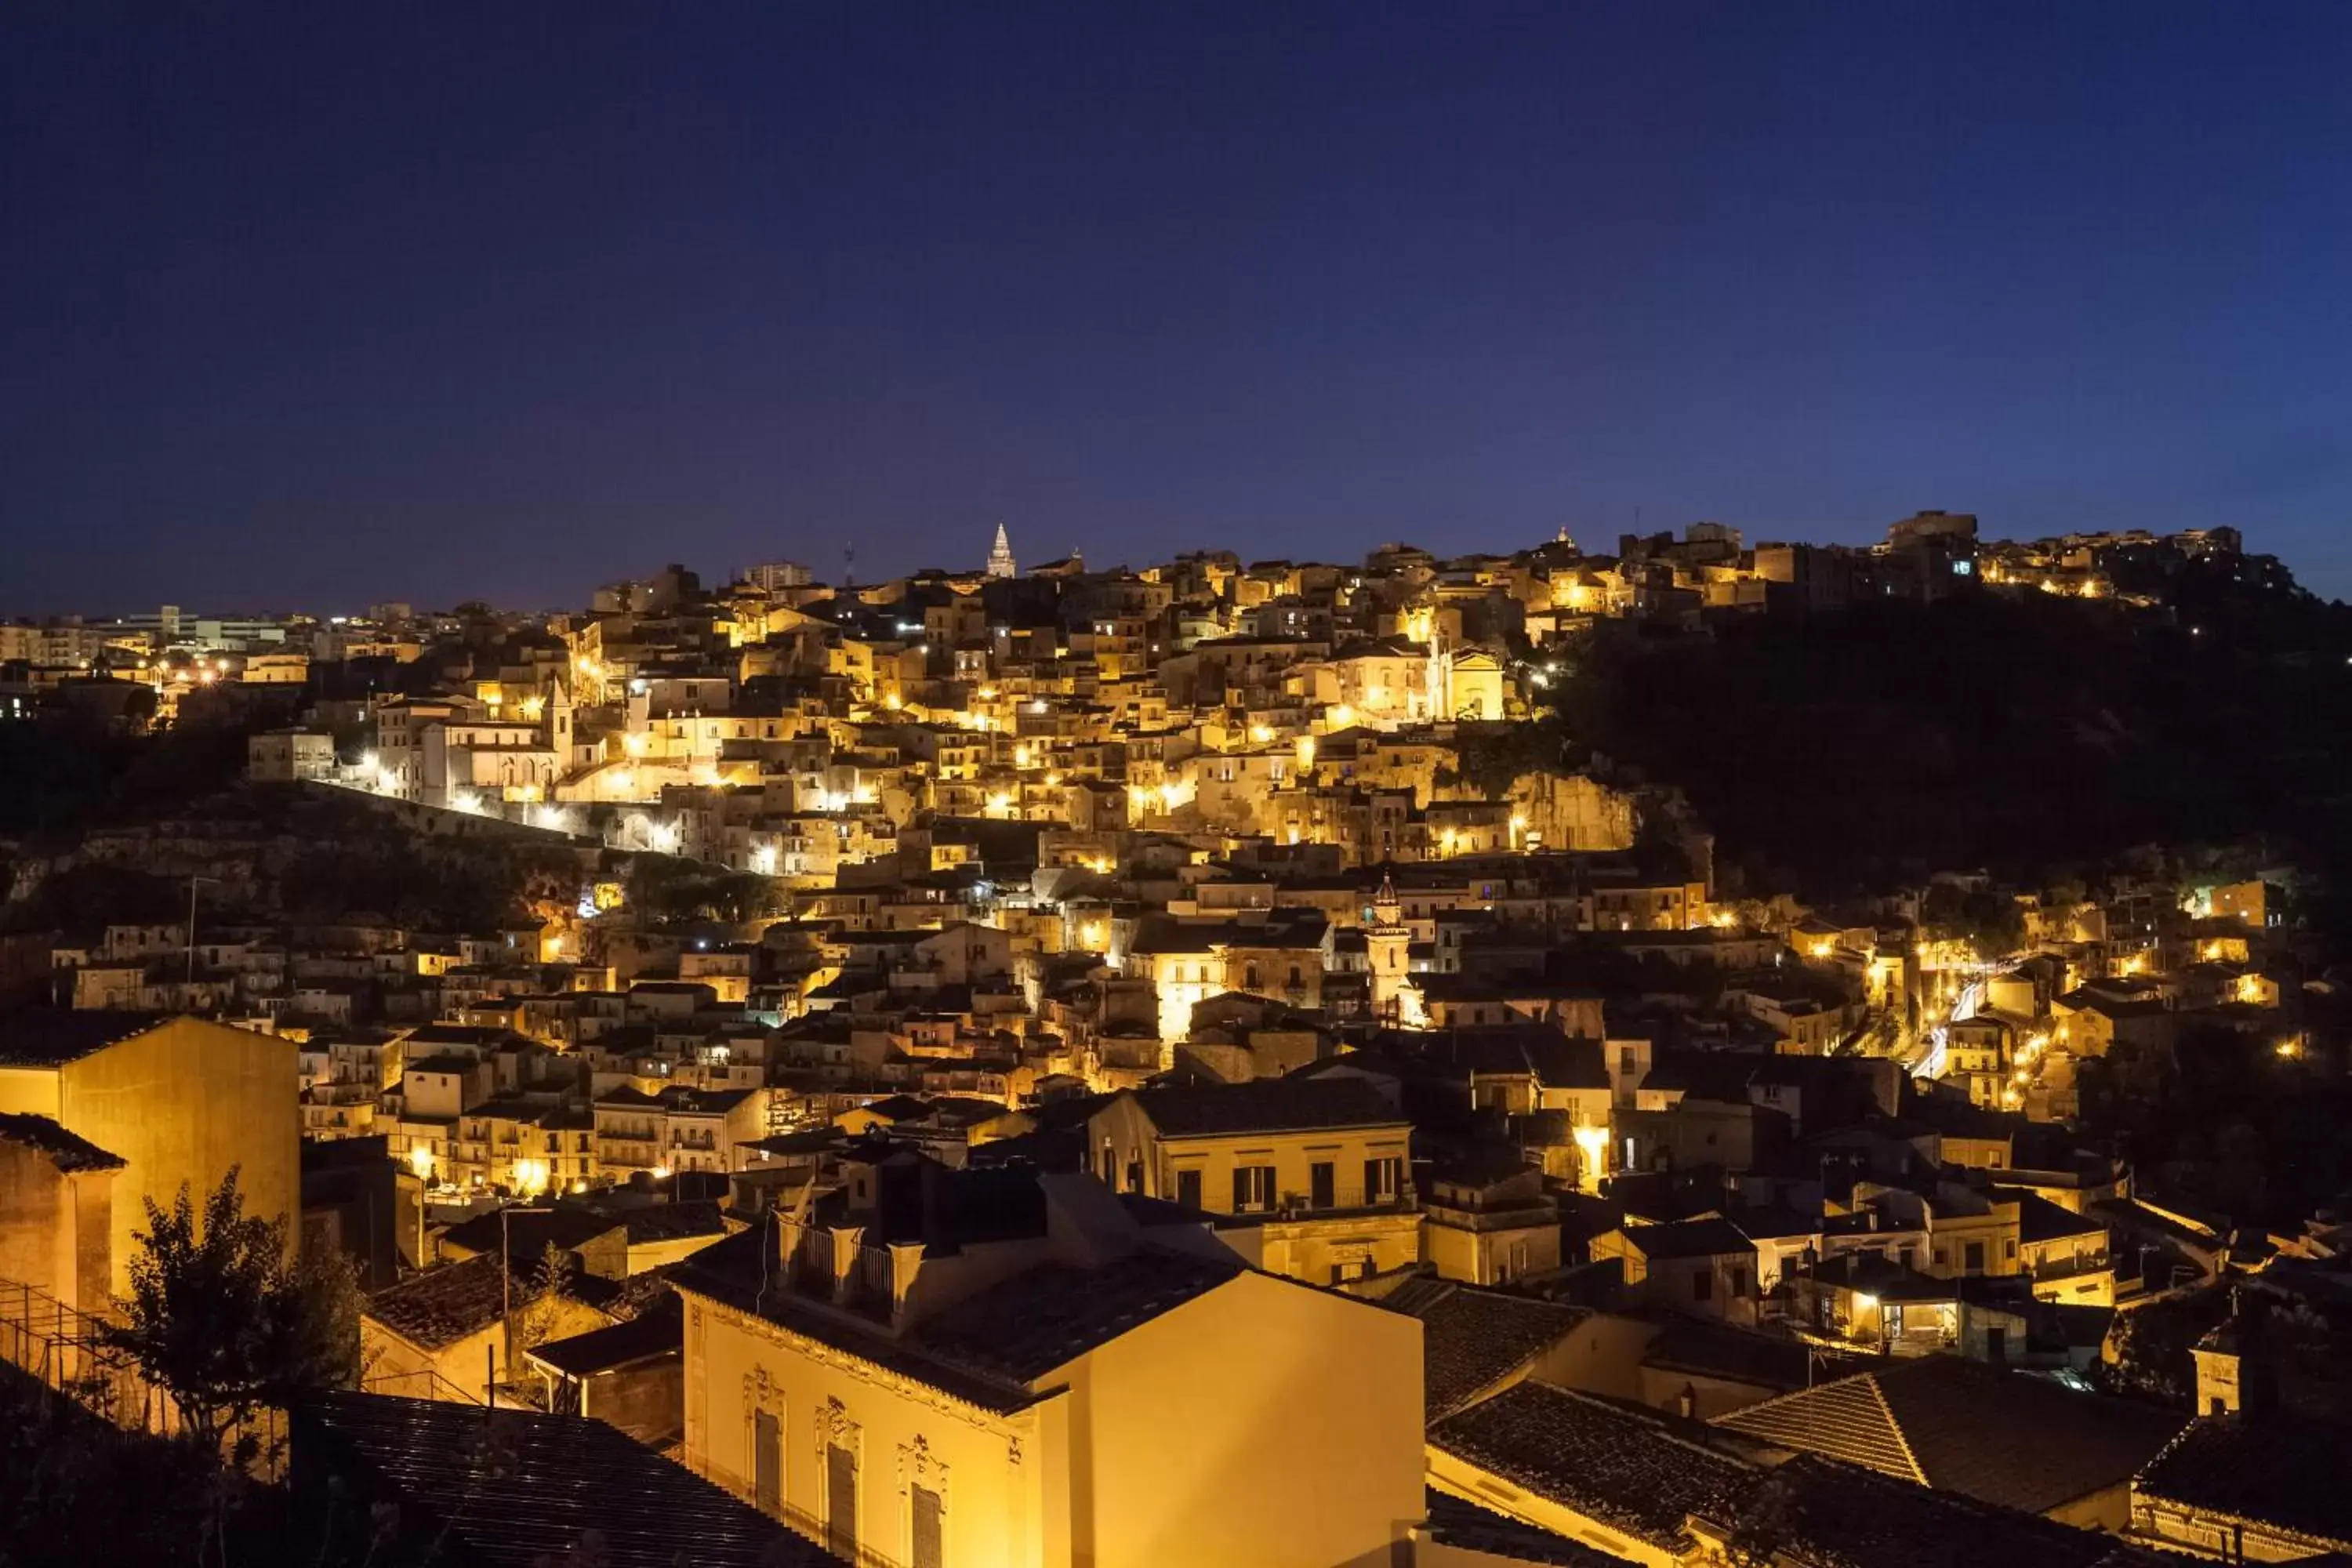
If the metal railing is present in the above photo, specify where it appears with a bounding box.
[0,1275,287,1466]
[361,1365,484,1406]
[0,1276,172,1434]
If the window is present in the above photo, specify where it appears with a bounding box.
[1243,961,1261,991]
[753,1410,782,1516]
[911,1484,943,1568]
[1730,1268,1751,1298]
[1693,1269,1712,1302]
[1124,1160,1142,1194]
[1364,1156,1403,1204]
[1309,1161,1336,1209]
[1176,1169,1203,1210]
[1234,1165,1274,1212]
[826,1445,858,1562]
[1964,1240,1987,1274]
[2005,1237,2018,1262]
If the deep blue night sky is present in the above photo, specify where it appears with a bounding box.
[5,2,2350,614]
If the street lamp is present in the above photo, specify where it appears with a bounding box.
[493,1202,553,1410]
[184,875,222,985]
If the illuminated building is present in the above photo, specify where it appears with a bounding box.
[675,1160,1422,1567]
[0,1011,298,1295]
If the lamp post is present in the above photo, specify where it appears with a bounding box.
[493,1203,552,1410]
[184,874,222,985]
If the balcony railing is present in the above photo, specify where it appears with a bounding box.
[1423,1200,1556,1232]
[0,1275,283,1462]
[1261,1183,1416,1218]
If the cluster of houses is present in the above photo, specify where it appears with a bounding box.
[1,521,2344,1565]
[8,1003,2348,1566]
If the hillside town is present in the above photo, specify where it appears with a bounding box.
[2,513,2349,1567]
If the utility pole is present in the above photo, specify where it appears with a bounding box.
[497,1202,554,1407]
[184,875,221,986]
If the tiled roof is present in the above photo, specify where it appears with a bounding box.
[575,1265,682,1323]
[1416,1027,1610,1091]
[1638,1314,1875,1394]
[438,1207,621,1263]
[913,1249,1241,1384]
[525,1297,682,1378]
[1419,1490,1627,1566]
[1383,1279,1589,1421]
[1429,1381,1755,1552]
[2011,1189,2109,1243]
[673,1223,1235,1413]
[1427,1142,1540,1189]
[1726,1203,1820,1241]
[1703,1453,2169,1568]
[1714,1356,2183,1515]
[615,1199,728,1243]
[2135,1410,2352,1548]
[399,1024,524,1048]
[0,1008,168,1066]
[293,1392,837,1567]
[660,1085,757,1115]
[363,1254,515,1350]
[1127,912,1327,956]
[1714,1364,1916,1482]
[1126,1076,1403,1137]
[1621,1216,1753,1261]
[0,1111,125,1171]
[404,1053,482,1075]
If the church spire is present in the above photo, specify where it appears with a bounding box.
[986,523,1017,579]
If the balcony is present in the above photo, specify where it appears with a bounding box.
[2027,1253,2112,1285]
[1424,1200,1557,1233]
[1264,1183,1417,1220]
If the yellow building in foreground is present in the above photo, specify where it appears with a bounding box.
[0,1011,297,1293]
[675,1166,1425,1568]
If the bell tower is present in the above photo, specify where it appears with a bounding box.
[1364,869,1410,1024]
[547,675,575,759]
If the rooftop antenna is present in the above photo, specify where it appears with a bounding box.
[843,542,855,591]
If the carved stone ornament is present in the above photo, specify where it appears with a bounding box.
[898,1433,950,1499]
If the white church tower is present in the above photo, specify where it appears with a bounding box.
[986,524,1017,579]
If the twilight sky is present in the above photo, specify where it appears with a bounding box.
[5,2,2350,614]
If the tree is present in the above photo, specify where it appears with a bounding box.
[513,1242,576,1356]
[104,1167,357,1462]
[2095,1287,2227,1406]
